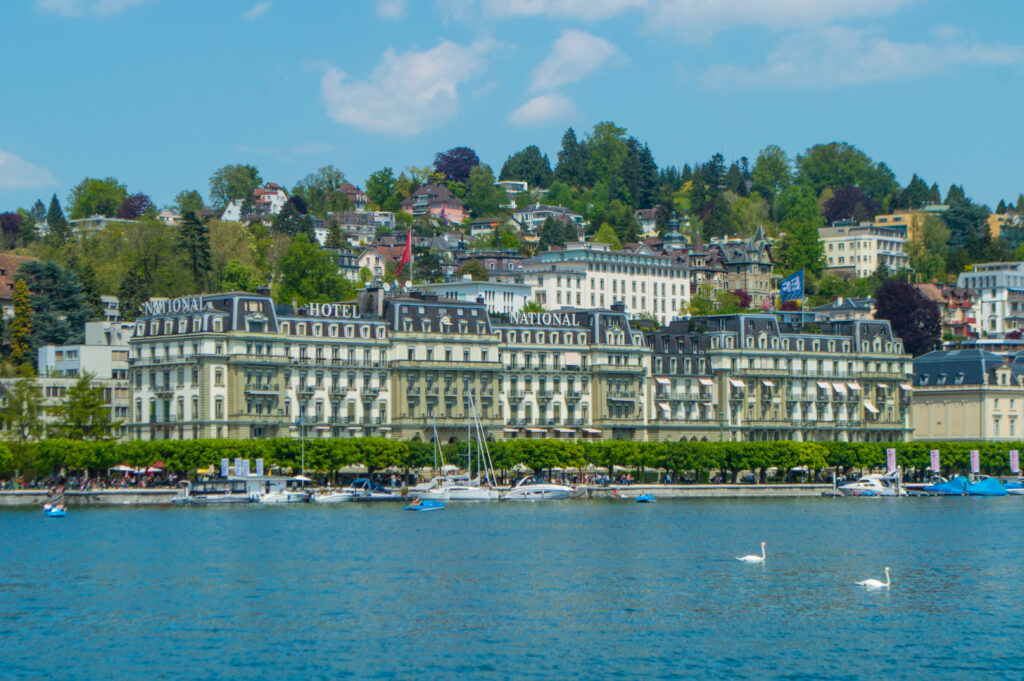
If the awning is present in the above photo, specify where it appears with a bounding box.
[379,426,392,430]
[864,402,880,414]
[555,428,575,434]
[762,379,774,387]
[527,428,546,434]
[698,377,714,386]
[701,401,714,406]
[582,428,602,434]
[876,383,889,390]
[847,382,861,391]
[654,377,670,385]
[832,382,847,394]
[563,351,581,367]
[817,381,831,392]
[658,402,671,414]
[503,428,518,433]
[900,383,913,391]
[729,378,745,388]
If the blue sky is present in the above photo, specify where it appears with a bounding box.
[1,0,1022,212]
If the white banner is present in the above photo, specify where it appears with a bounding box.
[930,449,940,472]
[256,458,265,476]
[220,458,229,477]
[1011,450,1019,474]
[234,458,243,477]
[241,459,251,477]
[970,450,980,474]
[886,448,897,472]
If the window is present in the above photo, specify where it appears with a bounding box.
[215,368,224,386]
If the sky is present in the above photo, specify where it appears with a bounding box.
[1,0,1023,213]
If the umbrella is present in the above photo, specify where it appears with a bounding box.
[292,475,312,482]
[109,464,134,472]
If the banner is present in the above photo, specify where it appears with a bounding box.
[886,448,896,472]
[241,459,251,477]
[930,449,940,472]
[1011,450,1019,474]
[220,458,229,478]
[970,449,980,474]
[233,457,243,477]
[779,269,805,302]
[256,458,265,476]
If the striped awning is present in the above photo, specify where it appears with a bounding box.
[864,402,880,414]
[654,376,671,385]
[847,382,861,391]
[832,382,847,394]
[729,378,745,388]
[816,381,832,391]
[698,377,714,386]
[658,402,671,414]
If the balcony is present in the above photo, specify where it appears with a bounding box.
[361,386,380,397]
[244,383,279,394]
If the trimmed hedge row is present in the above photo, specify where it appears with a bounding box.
[2,438,1021,480]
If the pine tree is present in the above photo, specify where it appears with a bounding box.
[178,211,212,290]
[52,373,116,440]
[46,194,70,243]
[9,279,32,370]
[77,262,105,320]
[117,268,150,321]
[325,219,344,248]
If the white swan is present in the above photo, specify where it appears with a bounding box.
[737,542,766,563]
[857,566,891,589]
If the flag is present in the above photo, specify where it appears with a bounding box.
[886,448,897,473]
[779,269,804,302]
[930,449,940,472]
[970,449,980,474]
[396,228,413,276]
[1010,450,1019,474]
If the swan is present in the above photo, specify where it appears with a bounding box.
[737,542,766,563]
[857,567,891,589]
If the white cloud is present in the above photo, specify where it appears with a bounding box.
[531,29,620,92]
[321,40,491,135]
[242,1,272,21]
[37,0,148,17]
[508,94,576,126]
[375,0,406,19]
[438,0,642,22]
[702,26,1024,89]
[0,150,57,190]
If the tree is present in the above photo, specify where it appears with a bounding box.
[9,279,32,369]
[823,186,879,224]
[173,189,205,214]
[593,223,622,250]
[751,145,792,209]
[276,234,355,306]
[208,164,262,209]
[942,192,989,256]
[271,201,315,240]
[907,216,950,281]
[46,194,70,244]
[412,247,443,283]
[67,177,128,218]
[796,142,898,204]
[773,185,826,275]
[687,295,715,316]
[178,211,212,289]
[0,212,23,250]
[538,216,578,251]
[434,147,480,183]
[586,121,629,191]
[0,376,44,444]
[366,167,398,210]
[291,165,347,218]
[521,300,545,313]
[731,289,752,309]
[500,145,553,188]
[75,262,104,320]
[221,259,262,292]
[455,259,488,281]
[874,280,941,355]
[52,373,116,440]
[325,220,345,248]
[117,267,149,321]
[554,127,590,187]
[29,199,46,228]
[116,192,154,219]
[18,261,90,359]
[464,164,507,218]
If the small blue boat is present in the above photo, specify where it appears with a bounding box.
[635,494,656,503]
[404,499,446,512]
[44,507,66,517]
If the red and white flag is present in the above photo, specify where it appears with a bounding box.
[1011,450,1019,474]
[886,448,897,472]
[395,228,413,277]
[930,449,940,472]
[970,449,980,474]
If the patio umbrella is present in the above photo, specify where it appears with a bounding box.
[109,464,134,472]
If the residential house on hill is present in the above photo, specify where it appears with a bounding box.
[399,184,467,224]
[337,182,369,212]
[512,204,584,233]
[810,297,875,322]
[914,282,976,340]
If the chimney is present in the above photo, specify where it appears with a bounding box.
[256,284,271,297]
[292,297,299,315]
[610,299,626,313]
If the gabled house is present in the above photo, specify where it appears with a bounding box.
[336,183,369,212]
[399,184,467,224]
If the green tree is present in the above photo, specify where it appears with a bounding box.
[553,128,590,187]
[795,142,898,204]
[173,189,205,214]
[221,259,262,292]
[9,279,32,369]
[687,295,715,316]
[521,300,545,313]
[325,220,345,248]
[751,145,792,210]
[292,165,348,218]
[412,248,443,283]
[907,216,950,281]
[67,177,128,218]
[208,164,262,209]
[52,373,117,440]
[586,121,629,190]
[455,259,488,281]
[272,201,315,240]
[358,267,372,285]
[500,145,553,188]
[178,211,212,289]
[593,223,622,250]
[117,267,150,321]
[465,164,507,218]
[366,167,399,210]
[46,193,70,244]
[537,216,578,251]
[75,261,104,320]
[0,375,44,444]
[773,185,826,275]
[276,234,355,306]
[18,261,89,361]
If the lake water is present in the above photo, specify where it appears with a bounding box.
[2,498,1023,680]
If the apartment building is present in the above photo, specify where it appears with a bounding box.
[956,262,1024,336]
[820,222,909,278]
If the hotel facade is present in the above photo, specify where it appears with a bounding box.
[127,290,912,444]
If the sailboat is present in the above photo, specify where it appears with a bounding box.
[415,393,500,502]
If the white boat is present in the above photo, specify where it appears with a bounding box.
[502,475,575,501]
[172,478,256,504]
[256,476,312,504]
[415,395,500,502]
[311,489,354,503]
[838,474,907,497]
[348,478,399,501]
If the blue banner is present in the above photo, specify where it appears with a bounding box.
[779,269,804,302]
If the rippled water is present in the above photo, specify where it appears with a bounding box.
[2,497,1023,680]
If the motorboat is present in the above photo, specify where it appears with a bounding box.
[256,476,312,504]
[348,478,399,502]
[172,478,256,504]
[311,489,354,503]
[404,499,446,512]
[44,506,66,517]
[904,475,948,495]
[635,494,657,503]
[837,474,907,497]
[1006,479,1024,495]
[502,475,575,501]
